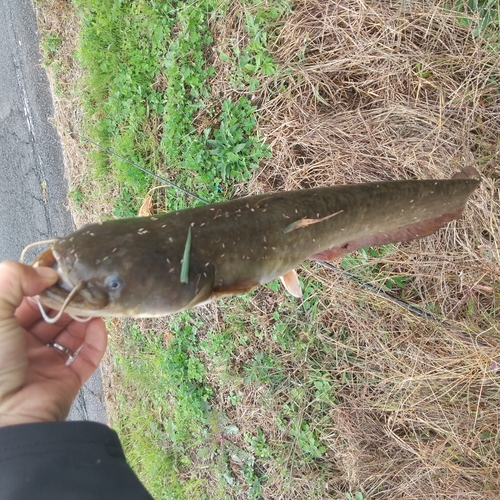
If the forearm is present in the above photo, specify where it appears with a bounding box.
[0,421,153,500]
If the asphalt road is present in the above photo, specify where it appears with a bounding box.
[0,0,107,424]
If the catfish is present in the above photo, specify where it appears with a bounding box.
[29,167,480,320]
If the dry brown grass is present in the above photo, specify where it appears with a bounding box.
[36,0,499,498]
[204,281,499,498]
[251,0,499,189]
[242,0,499,327]
[204,1,500,497]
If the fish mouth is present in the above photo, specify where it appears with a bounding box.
[32,246,109,314]
[33,246,75,294]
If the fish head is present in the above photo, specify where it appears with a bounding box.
[32,219,214,318]
[33,235,138,317]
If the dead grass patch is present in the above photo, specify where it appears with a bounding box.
[203,1,499,497]
[246,0,499,324]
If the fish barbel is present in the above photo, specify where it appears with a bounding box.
[31,168,479,318]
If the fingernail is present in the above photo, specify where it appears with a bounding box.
[35,266,59,280]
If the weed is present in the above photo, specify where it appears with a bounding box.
[241,462,266,500]
[245,428,272,459]
[112,187,138,218]
[244,352,284,386]
[220,1,292,91]
[68,188,84,212]
[74,0,275,215]
[227,12,277,91]
[289,420,326,460]
[309,375,337,405]
[227,391,243,406]
[341,245,413,292]
[454,0,500,37]
[41,34,61,62]
[346,493,366,500]
[207,98,271,182]
[158,1,274,201]
[201,327,238,365]
[74,0,178,214]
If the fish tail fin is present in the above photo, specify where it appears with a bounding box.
[309,167,480,261]
[451,166,480,180]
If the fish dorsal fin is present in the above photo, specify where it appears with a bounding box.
[280,270,302,298]
[283,210,343,234]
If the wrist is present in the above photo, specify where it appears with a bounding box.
[0,407,63,427]
[0,414,44,427]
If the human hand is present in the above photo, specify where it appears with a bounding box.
[0,260,107,427]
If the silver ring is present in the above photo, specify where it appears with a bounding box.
[47,340,75,365]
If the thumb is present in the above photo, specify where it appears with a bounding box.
[0,261,59,318]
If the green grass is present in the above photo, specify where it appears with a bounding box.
[108,322,205,499]
[107,280,347,498]
[74,0,277,216]
[454,0,500,37]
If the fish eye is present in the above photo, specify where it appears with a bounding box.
[105,276,123,291]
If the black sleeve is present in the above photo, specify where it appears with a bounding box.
[0,420,154,500]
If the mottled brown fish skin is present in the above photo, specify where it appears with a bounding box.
[35,174,479,317]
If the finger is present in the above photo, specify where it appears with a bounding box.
[14,296,46,328]
[16,298,74,341]
[0,260,59,309]
[0,261,59,316]
[68,318,107,384]
[0,262,59,397]
[44,317,97,358]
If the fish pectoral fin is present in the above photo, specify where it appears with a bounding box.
[309,205,467,261]
[280,270,302,298]
[184,278,216,309]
